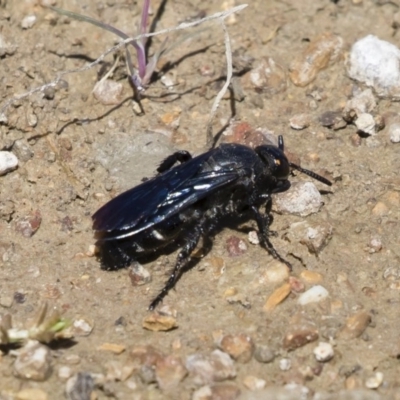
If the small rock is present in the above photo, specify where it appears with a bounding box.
[319,110,347,130]
[313,342,334,362]
[0,33,17,57]
[142,312,178,332]
[297,285,329,306]
[355,113,376,135]
[254,344,276,364]
[339,311,371,339]
[21,15,37,29]
[128,262,151,286]
[58,366,73,380]
[0,151,18,175]
[97,343,126,354]
[343,88,377,121]
[288,276,305,293]
[15,210,42,237]
[365,372,384,389]
[65,372,94,400]
[248,230,259,245]
[279,358,291,371]
[72,318,94,336]
[219,334,255,363]
[105,360,134,381]
[263,283,291,311]
[290,114,311,130]
[186,350,236,385]
[243,375,266,391]
[291,221,334,255]
[283,327,319,350]
[155,355,188,391]
[16,388,48,400]
[193,385,212,400]
[347,35,400,99]
[388,122,400,143]
[249,57,287,95]
[13,340,52,381]
[368,237,382,253]
[261,261,290,284]
[300,270,323,284]
[93,79,124,105]
[289,33,343,87]
[274,182,324,216]
[371,201,389,216]
[210,383,241,400]
[226,236,248,257]
[13,140,34,162]
[0,295,13,308]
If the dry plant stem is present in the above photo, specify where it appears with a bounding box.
[0,4,248,119]
[206,19,233,149]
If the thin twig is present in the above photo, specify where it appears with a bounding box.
[0,4,247,119]
[206,19,233,149]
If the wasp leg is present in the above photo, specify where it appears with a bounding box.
[149,218,207,310]
[157,150,193,174]
[250,205,292,271]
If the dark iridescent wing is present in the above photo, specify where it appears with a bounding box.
[92,151,240,238]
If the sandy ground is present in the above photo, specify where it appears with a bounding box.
[1,0,400,399]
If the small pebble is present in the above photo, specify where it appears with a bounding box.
[365,372,384,389]
[274,182,323,216]
[65,372,94,400]
[254,345,276,363]
[262,261,290,284]
[142,312,178,332]
[128,262,151,286]
[279,358,291,371]
[289,33,343,87]
[15,210,42,238]
[339,311,371,339]
[98,342,126,354]
[209,383,241,400]
[283,327,319,350]
[263,283,291,311]
[93,79,123,105]
[389,122,400,143]
[319,110,346,129]
[289,113,311,130]
[0,151,18,175]
[300,270,323,284]
[186,350,236,385]
[355,113,376,135]
[155,355,188,391]
[16,388,48,400]
[297,285,329,305]
[13,340,52,381]
[248,230,259,245]
[289,276,305,293]
[58,366,73,380]
[226,236,248,257]
[313,342,334,362]
[243,375,266,391]
[105,360,134,381]
[371,201,389,216]
[219,333,255,363]
[347,35,400,99]
[249,57,287,95]
[72,318,94,336]
[21,15,37,29]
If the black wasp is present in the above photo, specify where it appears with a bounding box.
[92,136,331,310]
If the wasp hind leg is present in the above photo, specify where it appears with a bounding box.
[157,150,192,174]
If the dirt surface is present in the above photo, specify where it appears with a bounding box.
[1,0,400,399]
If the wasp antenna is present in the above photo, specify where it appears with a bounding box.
[278,135,284,151]
[290,163,332,186]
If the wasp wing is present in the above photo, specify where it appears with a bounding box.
[92,152,240,238]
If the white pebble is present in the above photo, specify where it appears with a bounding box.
[313,342,334,362]
[297,285,329,305]
[248,231,259,245]
[21,15,37,29]
[365,372,384,389]
[355,113,376,135]
[0,151,18,175]
[279,358,291,371]
[389,122,400,143]
[274,182,323,216]
[347,35,400,99]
